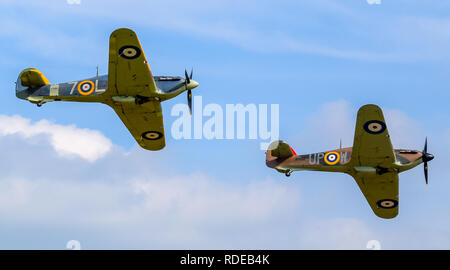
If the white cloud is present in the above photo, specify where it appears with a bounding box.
[0,166,302,248]
[0,114,304,248]
[0,115,112,162]
[132,176,299,224]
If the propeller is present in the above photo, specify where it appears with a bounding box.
[422,137,434,186]
[184,68,193,116]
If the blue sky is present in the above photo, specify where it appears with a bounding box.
[0,0,450,249]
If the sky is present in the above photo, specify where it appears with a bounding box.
[0,0,450,249]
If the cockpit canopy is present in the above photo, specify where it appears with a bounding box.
[154,76,184,93]
[154,76,183,81]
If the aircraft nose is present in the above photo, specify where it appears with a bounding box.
[425,153,434,162]
[189,80,199,89]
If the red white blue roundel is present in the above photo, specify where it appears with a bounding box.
[77,80,95,96]
[376,199,398,209]
[118,46,141,59]
[324,151,340,165]
[363,120,386,134]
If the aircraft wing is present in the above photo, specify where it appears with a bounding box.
[352,172,399,219]
[108,28,158,97]
[109,101,165,151]
[351,104,395,167]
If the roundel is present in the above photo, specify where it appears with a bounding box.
[376,199,398,209]
[363,120,386,134]
[324,151,340,165]
[118,46,141,59]
[142,131,163,140]
[77,80,95,96]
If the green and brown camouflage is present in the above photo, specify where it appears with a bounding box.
[266,104,434,219]
[267,146,424,174]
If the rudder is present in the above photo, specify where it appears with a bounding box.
[16,68,50,99]
[266,140,297,170]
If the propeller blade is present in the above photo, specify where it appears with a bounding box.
[184,69,190,84]
[187,90,192,116]
[184,68,194,116]
[422,137,433,186]
[424,137,428,154]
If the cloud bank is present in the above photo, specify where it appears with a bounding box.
[0,115,112,162]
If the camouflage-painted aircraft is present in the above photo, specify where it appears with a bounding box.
[266,104,434,219]
[15,28,199,151]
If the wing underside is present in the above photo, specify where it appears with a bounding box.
[352,172,399,219]
[351,104,395,168]
[107,28,165,150]
[110,101,165,151]
[108,28,158,97]
[350,104,399,218]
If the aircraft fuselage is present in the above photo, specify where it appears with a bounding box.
[16,74,198,105]
[267,147,425,176]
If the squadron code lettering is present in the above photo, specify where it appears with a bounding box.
[180,253,270,267]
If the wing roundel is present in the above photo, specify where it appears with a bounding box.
[352,172,399,219]
[351,104,395,167]
[109,101,165,151]
[108,28,158,97]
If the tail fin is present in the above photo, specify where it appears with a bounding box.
[16,68,50,99]
[267,140,296,159]
[266,140,297,168]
